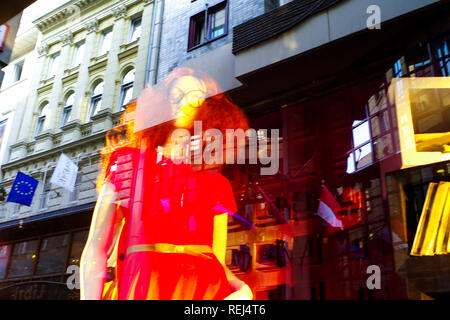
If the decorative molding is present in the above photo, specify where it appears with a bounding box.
[84,18,99,34]
[112,5,127,20]
[143,0,154,6]
[34,0,98,33]
[37,82,54,95]
[62,71,79,86]
[60,31,74,46]
[37,42,49,56]
[118,43,139,62]
[88,55,108,74]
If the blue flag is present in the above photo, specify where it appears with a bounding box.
[7,172,39,206]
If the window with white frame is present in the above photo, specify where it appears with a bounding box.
[0,120,7,149]
[61,92,74,128]
[119,69,135,110]
[13,60,24,82]
[47,53,60,78]
[128,15,142,43]
[90,81,104,118]
[72,41,85,67]
[39,170,53,210]
[35,102,49,137]
[68,165,82,203]
[99,29,112,56]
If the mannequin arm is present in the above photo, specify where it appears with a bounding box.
[80,182,118,300]
[213,213,253,300]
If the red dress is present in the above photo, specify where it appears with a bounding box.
[106,147,235,300]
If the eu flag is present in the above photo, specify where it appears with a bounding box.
[7,172,39,206]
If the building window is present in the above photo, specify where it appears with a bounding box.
[72,41,85,67]
[39,170,53,210]
[90,81,104,118]
[0,120,7,149]
[0,244,11,279]
[188,1,228,50]
[35,102,49,137]
[35,234,68,275]
[13,60,24,82]
[47,53,60,78]
[7,240,39,278]
[119,69,135,110]
[99,29,112,56]
[346,119,373,174]
[0,229,89,284]
[128,15,142,43]
[433,34,450,77]
[61,92,74,128]
[346,85,396,174]
[68,166,82,203]
[68,230,88,266]
[264,0,292,12]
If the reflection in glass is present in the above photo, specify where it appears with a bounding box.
[0,244,10,279]
[355,143,373,170]
[36,234,68,275]
[90,81,104,118]
[119,69,135,109]
[7,240,38,278]
[210,8,226,39]
[69,230,88,266]
[352,121,370,147]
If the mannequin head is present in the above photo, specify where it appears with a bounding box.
[168,75,207,128]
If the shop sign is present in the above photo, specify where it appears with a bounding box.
[0,281,77,300]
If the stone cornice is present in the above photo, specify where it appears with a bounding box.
[60,120,82,131]
[90,109,113,121]
[34,0,145,36]
[34,0,98,33]
[3,131,105,171]
[143,0,155,7]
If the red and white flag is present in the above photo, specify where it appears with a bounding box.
[317,185,343,230]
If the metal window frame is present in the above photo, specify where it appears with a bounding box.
[187,0,229,51]
[128,15,142,43]
[72,41,85,68]
[13,60,24,82]
[98,28,112,56]
[0,228,89,283]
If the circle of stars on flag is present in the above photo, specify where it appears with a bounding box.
[14,180,34,196]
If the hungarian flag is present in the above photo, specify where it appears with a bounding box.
[317,184,343,231]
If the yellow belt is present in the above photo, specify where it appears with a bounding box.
[126,243,214,259]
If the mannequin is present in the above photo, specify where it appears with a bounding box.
[80,68,253,300]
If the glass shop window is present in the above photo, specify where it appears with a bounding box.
[347,119,373,174]
[68,230,88,266]
[433,34,450,76]
[0,244,11,279]
[7,240,38,278]
[35,234,69,275]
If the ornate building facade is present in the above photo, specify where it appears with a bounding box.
[0,0,156,299]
